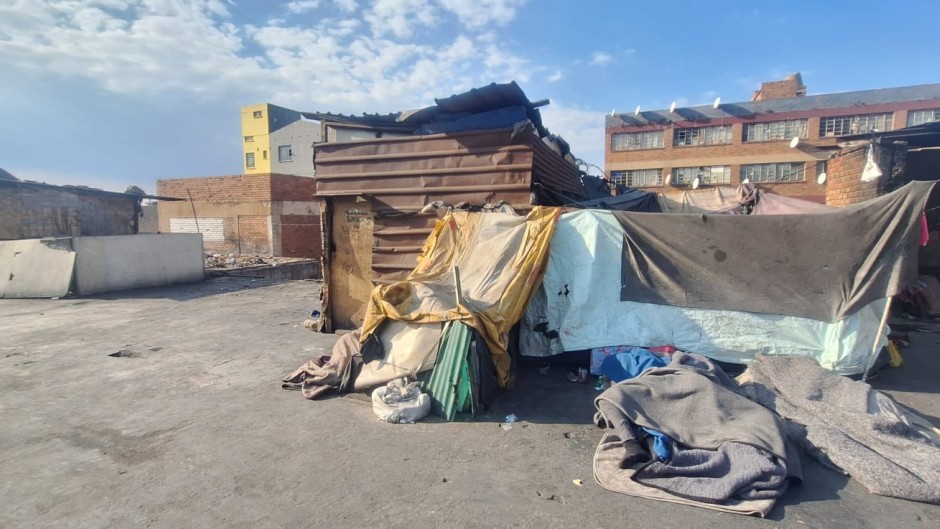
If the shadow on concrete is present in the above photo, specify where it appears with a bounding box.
[767,455,850,520]
[80,277,315,303]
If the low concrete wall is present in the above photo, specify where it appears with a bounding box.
[0,238,76,298]
[214,259,321,281]
[72,234,205,295]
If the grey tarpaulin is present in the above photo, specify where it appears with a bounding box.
[616,181,935,322]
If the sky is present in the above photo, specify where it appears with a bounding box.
[2,1,940,193]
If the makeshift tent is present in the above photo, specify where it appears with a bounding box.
[522,181,934,374]
[360,206,559,388]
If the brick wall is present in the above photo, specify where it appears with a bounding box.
[279,214,321,258]
[156,173,320,259]
[0,184,139,240]
[156,174,272,202]
[270,174,317,201]
[237,215,270,254]
[605,98,940,201]
[826,141,908,206]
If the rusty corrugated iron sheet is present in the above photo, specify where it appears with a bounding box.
[315,125,584,328]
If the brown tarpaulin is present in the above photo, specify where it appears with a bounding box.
[617,181,935,322]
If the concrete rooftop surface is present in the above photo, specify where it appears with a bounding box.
[2,277,939,529]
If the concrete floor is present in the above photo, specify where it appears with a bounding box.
[1,277,938,529]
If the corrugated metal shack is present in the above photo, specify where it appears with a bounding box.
[313,82,591,331]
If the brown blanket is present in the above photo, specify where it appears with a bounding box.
[282,331,362,399]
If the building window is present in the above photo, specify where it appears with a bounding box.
[610,169,663,188]
[816,160,828,180]
[278,145,293,162]
[907,109,940,126]
[244,136,254,142]
[741,162,805,183]
[819,113,893,137]
[673,125,732,147]
[673,166,732,186]
[611,130,664,151]
[245,152,255,169]
[253,110,263,118]
[743,119,808,142]
[262,150,267,160]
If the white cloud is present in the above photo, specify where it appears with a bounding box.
[547,69,564,83]
[439,0,527,29]
[285,0,321,14]
[539,103,606,169]
[333,0,358,12]
[0,0,535,114]
[590,51,614,66]
[363,0,438,39]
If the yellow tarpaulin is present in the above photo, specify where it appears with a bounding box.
[360,207,559,387]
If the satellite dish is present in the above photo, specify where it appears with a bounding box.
[669,101,676,113]
[817,172,827,185]
[610,109,616,117]
[691,177,701,190]
[634,105,641,116]
[712,97,721,109]
[789,136,800,148]
[742,178,750,185]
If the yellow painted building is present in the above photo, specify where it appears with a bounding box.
[240,103,322,176]
[241,104,271,173]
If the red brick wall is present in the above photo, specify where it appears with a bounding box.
[270,174,317,201]
[237,215,270,254]
[606,98,940,201]
[826,142,908,206]
[156,174,272,202]
[279,214,321,258]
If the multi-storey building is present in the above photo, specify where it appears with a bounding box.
[605,74,940,202]
[241,103,321,177]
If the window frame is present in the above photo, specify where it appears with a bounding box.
[673,125,733,147]
[610,168,664,188]
[610,130,665,152]
[672,165,732,186]
[907,109,940,127]
[278,145,293,163]
[743,119,809,143]
[740,162,806,183]
[819,113,893,137]
[245,152,255,169]
[252,110,263,119]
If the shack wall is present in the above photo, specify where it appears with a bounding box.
[0,185,139,240]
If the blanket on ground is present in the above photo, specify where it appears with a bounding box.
[594,353,799,513]
[739,355,940,504]
[282,331,362,399]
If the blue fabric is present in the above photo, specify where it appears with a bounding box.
[601,349,673,462]
[642,428,673,462]
[600,349,668,383]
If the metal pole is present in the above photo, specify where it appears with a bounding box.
[186,189,200,234]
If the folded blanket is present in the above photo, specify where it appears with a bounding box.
[740,355,940,504]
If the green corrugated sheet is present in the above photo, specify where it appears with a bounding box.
[425,321,473,421]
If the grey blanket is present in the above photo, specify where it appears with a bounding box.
[740,355,940,504]
[594,353,799,505]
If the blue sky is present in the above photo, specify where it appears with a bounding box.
[2,0,940,193]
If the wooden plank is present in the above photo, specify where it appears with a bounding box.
[327,196,374,330]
